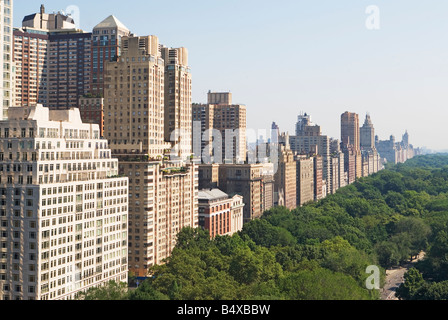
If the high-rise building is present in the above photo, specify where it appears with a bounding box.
[296,155,314,207]
[289,113,330,194]
[21,5,76,31]
[216,164,264,223]
[313,154,325,201]
[329,138,347,192]
[360,114,380,176]
[47,29,92,110]
[360,114,375,150]
[0,0,13,119]
[275,133,297,210]
[13,27,49,107]
[14,6,88,110]
[0,104,129,300]
[91,16,130,96]
[341,112,360,150]
[261,163,275,213]
[161,46,192,160]
[104,35,169,158]
[104,34,199,276]
[341,112,362,180]
[192,92,247,164]
[118,158,198,276]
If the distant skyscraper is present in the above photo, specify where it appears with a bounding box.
[192,92,247,164]
[360,114,375,150]
[0,104,129,300]
[341,112,362,180]
[21,5,76,31]
[360,114,380,175]
[0,0,13,119]
[296,155,314,207]
[341,112,360,150]
[289,113,330,193]
[275,133,297,210]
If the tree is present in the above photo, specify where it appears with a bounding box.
[240,218,296,248]
[76,281,128,300]
[128,280,169,300]
[396,268,425,300]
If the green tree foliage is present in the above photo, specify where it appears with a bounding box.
[88,154,448,300]
[76,281,129,300]
[396,268,425,300]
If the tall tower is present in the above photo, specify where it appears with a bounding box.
[360,113,375,150]
[0,0,13,119]
[104,35,199,276]
[289,113,331,194]
[161,46,192,159]
[341,112,362,180]
[341,112,360,150]
[91,16,131,96]
[104,35,169,158]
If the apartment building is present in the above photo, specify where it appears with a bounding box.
[78,96,105,137]
[104,35,168,158]
[119,158,198,276]
[198,189,244,238]
[275,134,297,210]
[192,92,247,164]
[91,15,130,96]
[47,30,92,110]
[161,47,192,160]
[0,0,13,119]
[13,27,49,107]
[104,35,199,277]
[0,104,128,300]
[296,155,314,207]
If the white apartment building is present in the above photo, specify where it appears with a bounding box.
[0,0,13,119]
[0,104,128,300]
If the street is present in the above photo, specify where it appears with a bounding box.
[381,252,425,300]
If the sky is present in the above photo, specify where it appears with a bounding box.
[14,0,448,151]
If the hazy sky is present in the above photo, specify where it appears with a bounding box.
[14,0,448,151]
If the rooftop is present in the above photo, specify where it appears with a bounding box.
[94,15,129,31]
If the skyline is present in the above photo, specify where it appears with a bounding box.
[13,0,448,151]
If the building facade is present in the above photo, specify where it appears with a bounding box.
[275,134,297,210]
[341,112,362,180]
[104,34,199,277]
[198,189,244,238]
[161,46,192,160]
[91,15,130,96]
[0,104,128,300]
[192,92,247,164]
[78,96,105,137]
[296,155,314,207]
[0,0,13,119]
[47,30,92,110]
[104,35,168,158]
[13,27,49,107]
